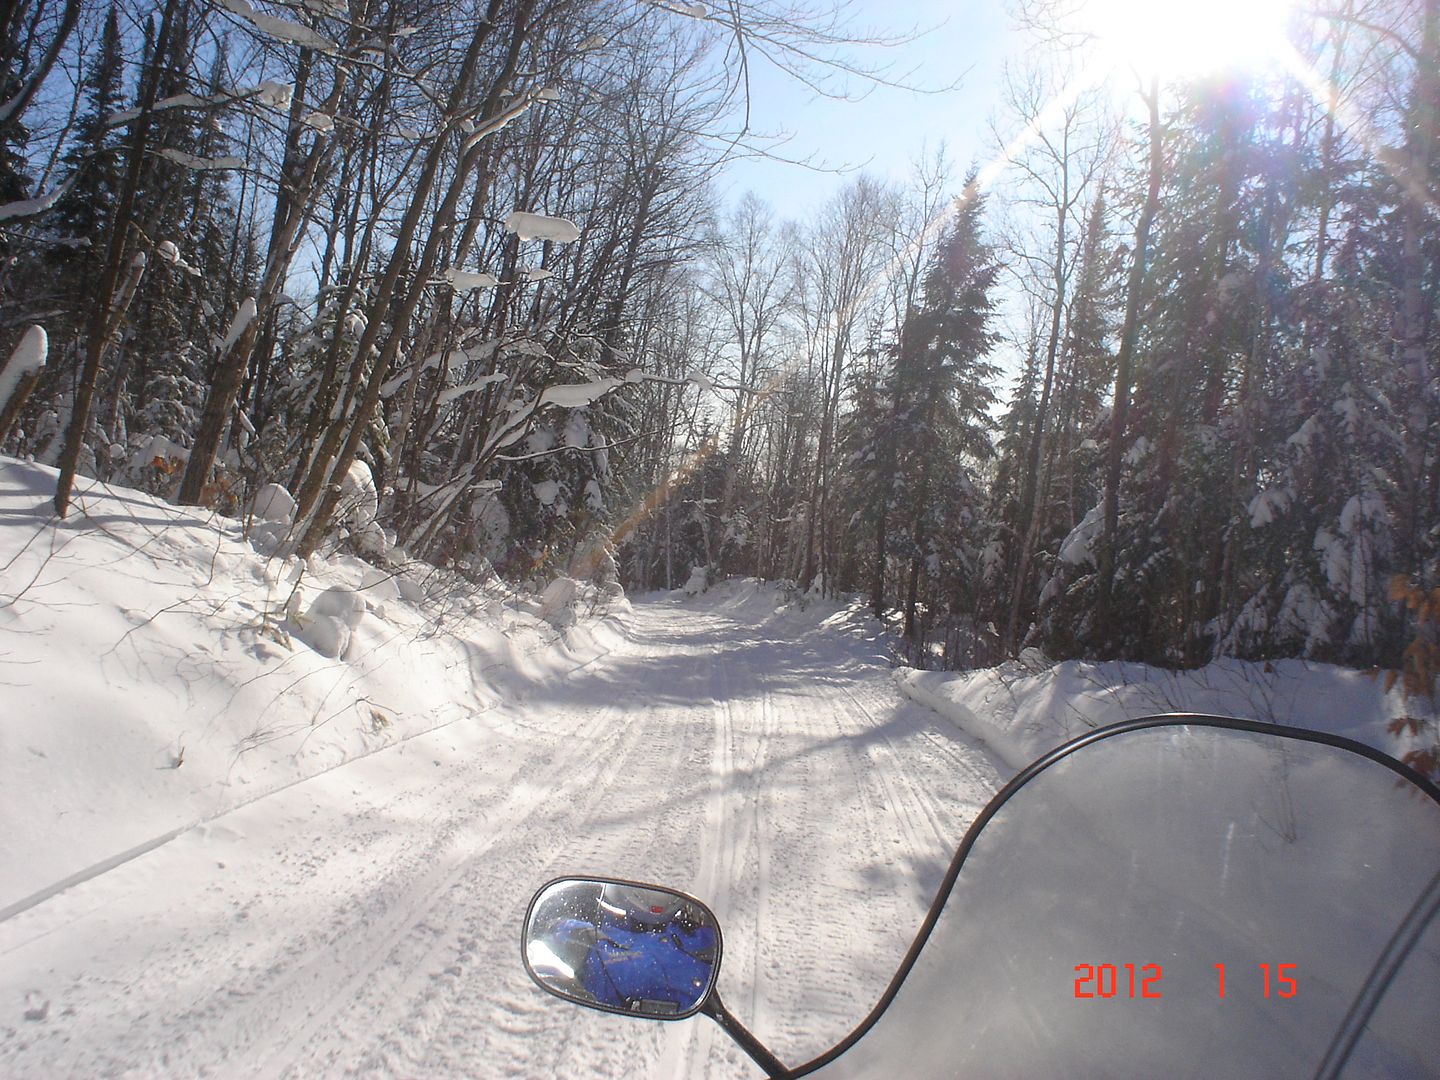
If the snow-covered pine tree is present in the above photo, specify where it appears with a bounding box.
[51,5,125,267]
[888,179,1000,651]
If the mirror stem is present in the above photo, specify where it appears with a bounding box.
[700,990,788,1078]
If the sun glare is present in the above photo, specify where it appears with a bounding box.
[1086,0,1296,78]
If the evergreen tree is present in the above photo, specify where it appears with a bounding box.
[886,181,1001,649]
[0,10,33,206]
[52,5,126,265]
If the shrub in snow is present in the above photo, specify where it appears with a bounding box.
[539,576,579,628]
[682,565,708,595]
[309,585,368,625]
[115,433,190,497]
[359,565,403,604]
[353,521,392,559]
[330,460,393,558]
[395,571,429,604]
[293,585,367,659]
[251,483,296,524]
[338,460,378,530]
[296,613,350,658]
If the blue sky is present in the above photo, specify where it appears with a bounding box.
[717,1,1022,219]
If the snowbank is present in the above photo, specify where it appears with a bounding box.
[896,653,1420,773]
[0,457,633,913]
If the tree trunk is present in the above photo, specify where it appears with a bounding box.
[1005,181,1069,653]
[296,0,535,556]
[178,29,368,505]
[53,0,178,517]
[1096,80,1162,647]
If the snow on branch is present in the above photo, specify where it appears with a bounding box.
[217,298,258,353]
[379,337,500,398]
[436,373,508,405]
[443,268,500,290]
[109,82,292,127]
[0,176,73,222]
[239,81,294,109]
[216,0,338,53]
[461,86,559,149]
[644,0,709,17]
[155,240,203,278]
[504,211,580,244]
[538,378,624,409]
[158,148,246,171]
[108,92,211,125]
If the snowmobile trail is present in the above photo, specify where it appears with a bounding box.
[0,591,1003,1078]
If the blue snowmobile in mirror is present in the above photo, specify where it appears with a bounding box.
[523,716,1440,1079]
[524,878,720,1018]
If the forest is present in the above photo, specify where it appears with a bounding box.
[0,0,1435,679]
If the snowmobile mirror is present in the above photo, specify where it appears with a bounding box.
[523,877,723,1020]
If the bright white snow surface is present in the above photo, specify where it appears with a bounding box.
[0,456,1424,1076]
[895,648,1420,773]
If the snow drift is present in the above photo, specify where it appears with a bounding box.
[896,652,1423,773]
[0,456,630,913]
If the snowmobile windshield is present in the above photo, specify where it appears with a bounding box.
[791,719,1440,1079]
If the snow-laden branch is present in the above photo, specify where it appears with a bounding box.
[155,240,204,278]
[644,0,708,17]
[443,268,500,290]
[216,0,338,53]
[493,428,656,463]
[504,211,580,244]
[435,373,508,405]
[158,148,247,171]
[109,82,292,126]
[460,85,559,151]
[109,92,211,124]
[0,177,74,222]
[217,298,258,353]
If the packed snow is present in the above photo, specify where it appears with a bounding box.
[0,459,1431,1076]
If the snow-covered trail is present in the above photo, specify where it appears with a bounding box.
[0,595,1003,1078]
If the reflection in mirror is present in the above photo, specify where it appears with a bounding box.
[524,877,722,1019]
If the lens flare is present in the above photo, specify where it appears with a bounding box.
[1087,0,1296,76]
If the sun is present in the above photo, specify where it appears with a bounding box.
[1083,0,1297,78]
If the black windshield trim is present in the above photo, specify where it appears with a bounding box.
[781,713,1440,1078]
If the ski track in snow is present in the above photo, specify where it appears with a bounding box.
[0,597,1003,1078]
